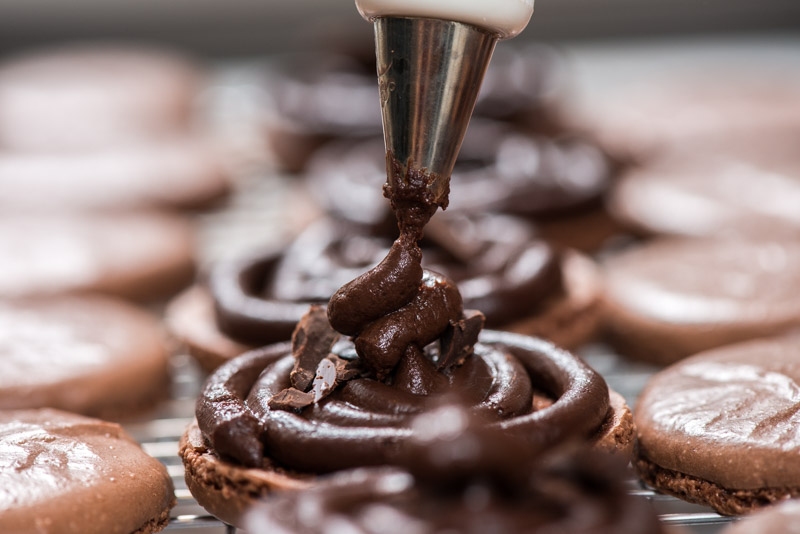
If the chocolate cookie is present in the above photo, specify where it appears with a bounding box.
[0,138,231,212]
[0,296,170,418]
[0,408,175,534]
[167,215,601,371]
[572,72,800,161]
[0,213,195,301]
[600,238,800,364]
[305,121,617,251]
[635,334,800,515]
[0,44,201,151]
[243,404,658,534]
[180,319,633,526]
[608,144,800,239]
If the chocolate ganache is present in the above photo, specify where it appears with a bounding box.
[244,404,660,534]
[196,152,611,475]
[210,212,564,346]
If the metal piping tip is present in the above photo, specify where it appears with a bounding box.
[374,17,498,209]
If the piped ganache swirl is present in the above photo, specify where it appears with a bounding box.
[244,405,661,534]
[196,230,609,474]
[211,213,564,347]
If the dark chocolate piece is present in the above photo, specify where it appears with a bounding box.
[289,305,339,391]
[198,331,609,474]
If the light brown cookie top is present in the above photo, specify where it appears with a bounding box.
[636,334,800,490]
[0,213,195,301]
[0,296,170,417]
[0,408,175,534]
[0,45,201,152]
[604,239,800,327]
[609,147,800,239]
[0,138,230,212]
[572,72,800,160]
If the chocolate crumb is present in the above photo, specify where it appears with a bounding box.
[439,310,485,369]
[268,388,315,411]
[312,358,337,402]
[290,305,339,391]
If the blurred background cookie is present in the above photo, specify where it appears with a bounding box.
[168,213,602,371]
[0,213,195,301]
[0,139,231,213]
[635,335,800,515]
[0,296,171,418]
[0,45,203,152]
[600,238,800,364]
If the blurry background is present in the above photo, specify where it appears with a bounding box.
[0,0,799,56]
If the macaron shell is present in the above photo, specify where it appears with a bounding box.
[601,238,800,364]
[0,296,170,418]
[636,335,800,491]
[0,409,175,534]
[0,214,195,301]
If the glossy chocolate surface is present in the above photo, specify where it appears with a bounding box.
[210,213,564,343]
[636,335,800,490]
[0,409,174,534]
[244,405,658,534]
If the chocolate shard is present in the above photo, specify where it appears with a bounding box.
[268,388,315,411]
[438,309,485,369]
[290,305,339,391]
[312,358,337,402]
[335,357,361,382]
[312,355,362,403]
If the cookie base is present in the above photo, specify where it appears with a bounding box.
[635,454,800,516]
[179,385,633,528]
[132,496,176,534]
[179,420,312,526]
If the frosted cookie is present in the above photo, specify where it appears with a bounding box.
[0,408,175,533]
[635,335,800,515]
[0,45,201,151]
[0,213,195,301]
[306,120,618,251]
[167,215,602,371]
[180,323,633,526]
[0,139,230,212]
[600,238,800,364]
[0,296,170,418]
